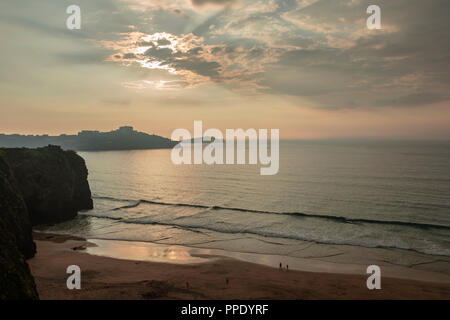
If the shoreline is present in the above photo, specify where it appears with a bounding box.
[28,232,450,299]
[33,227,450,285]
[84,238,450,284]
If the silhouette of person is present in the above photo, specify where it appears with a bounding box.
[186,281,189,290]
[226,278,229,286]
[279,263,282,269]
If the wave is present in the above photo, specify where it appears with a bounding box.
[92,195,450,231]
[78,212,450,257]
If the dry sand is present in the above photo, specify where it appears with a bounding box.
[28,233,450,300]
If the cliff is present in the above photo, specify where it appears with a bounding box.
[2,146,94,225]
[0,151,38,299]
[0,146,94,299]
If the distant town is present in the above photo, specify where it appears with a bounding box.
[0,126,177,151]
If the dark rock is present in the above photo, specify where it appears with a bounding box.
[64,150,94,212]
[0,151,35,258]
[2,146,93,225]
[0,146,93,299]
[0,231,38,300]
[0,151,38,300]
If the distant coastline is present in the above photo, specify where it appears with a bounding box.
[0,126,177,151]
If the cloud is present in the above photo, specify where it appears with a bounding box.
[102,31,280,90]
[260,0,450,108]
[96,0,450,107]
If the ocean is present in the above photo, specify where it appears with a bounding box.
[39,140,450,271]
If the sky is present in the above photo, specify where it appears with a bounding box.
[0,0,449,139]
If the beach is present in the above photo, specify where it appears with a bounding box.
[29,233,450,300]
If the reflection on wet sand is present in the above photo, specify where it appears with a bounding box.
[86,239,216,264]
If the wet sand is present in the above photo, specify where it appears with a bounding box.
[28,233,450,300]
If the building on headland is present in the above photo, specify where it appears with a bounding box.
[116,126,134,133]
[78,130,100,137]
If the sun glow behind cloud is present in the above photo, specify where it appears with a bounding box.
[93,0,450,109]
[102,29,281,90]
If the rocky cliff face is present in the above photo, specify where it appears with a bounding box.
[64,150,94,212]
[3,146,94,225]
[0,151,38,299]
[0,146,93,299]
